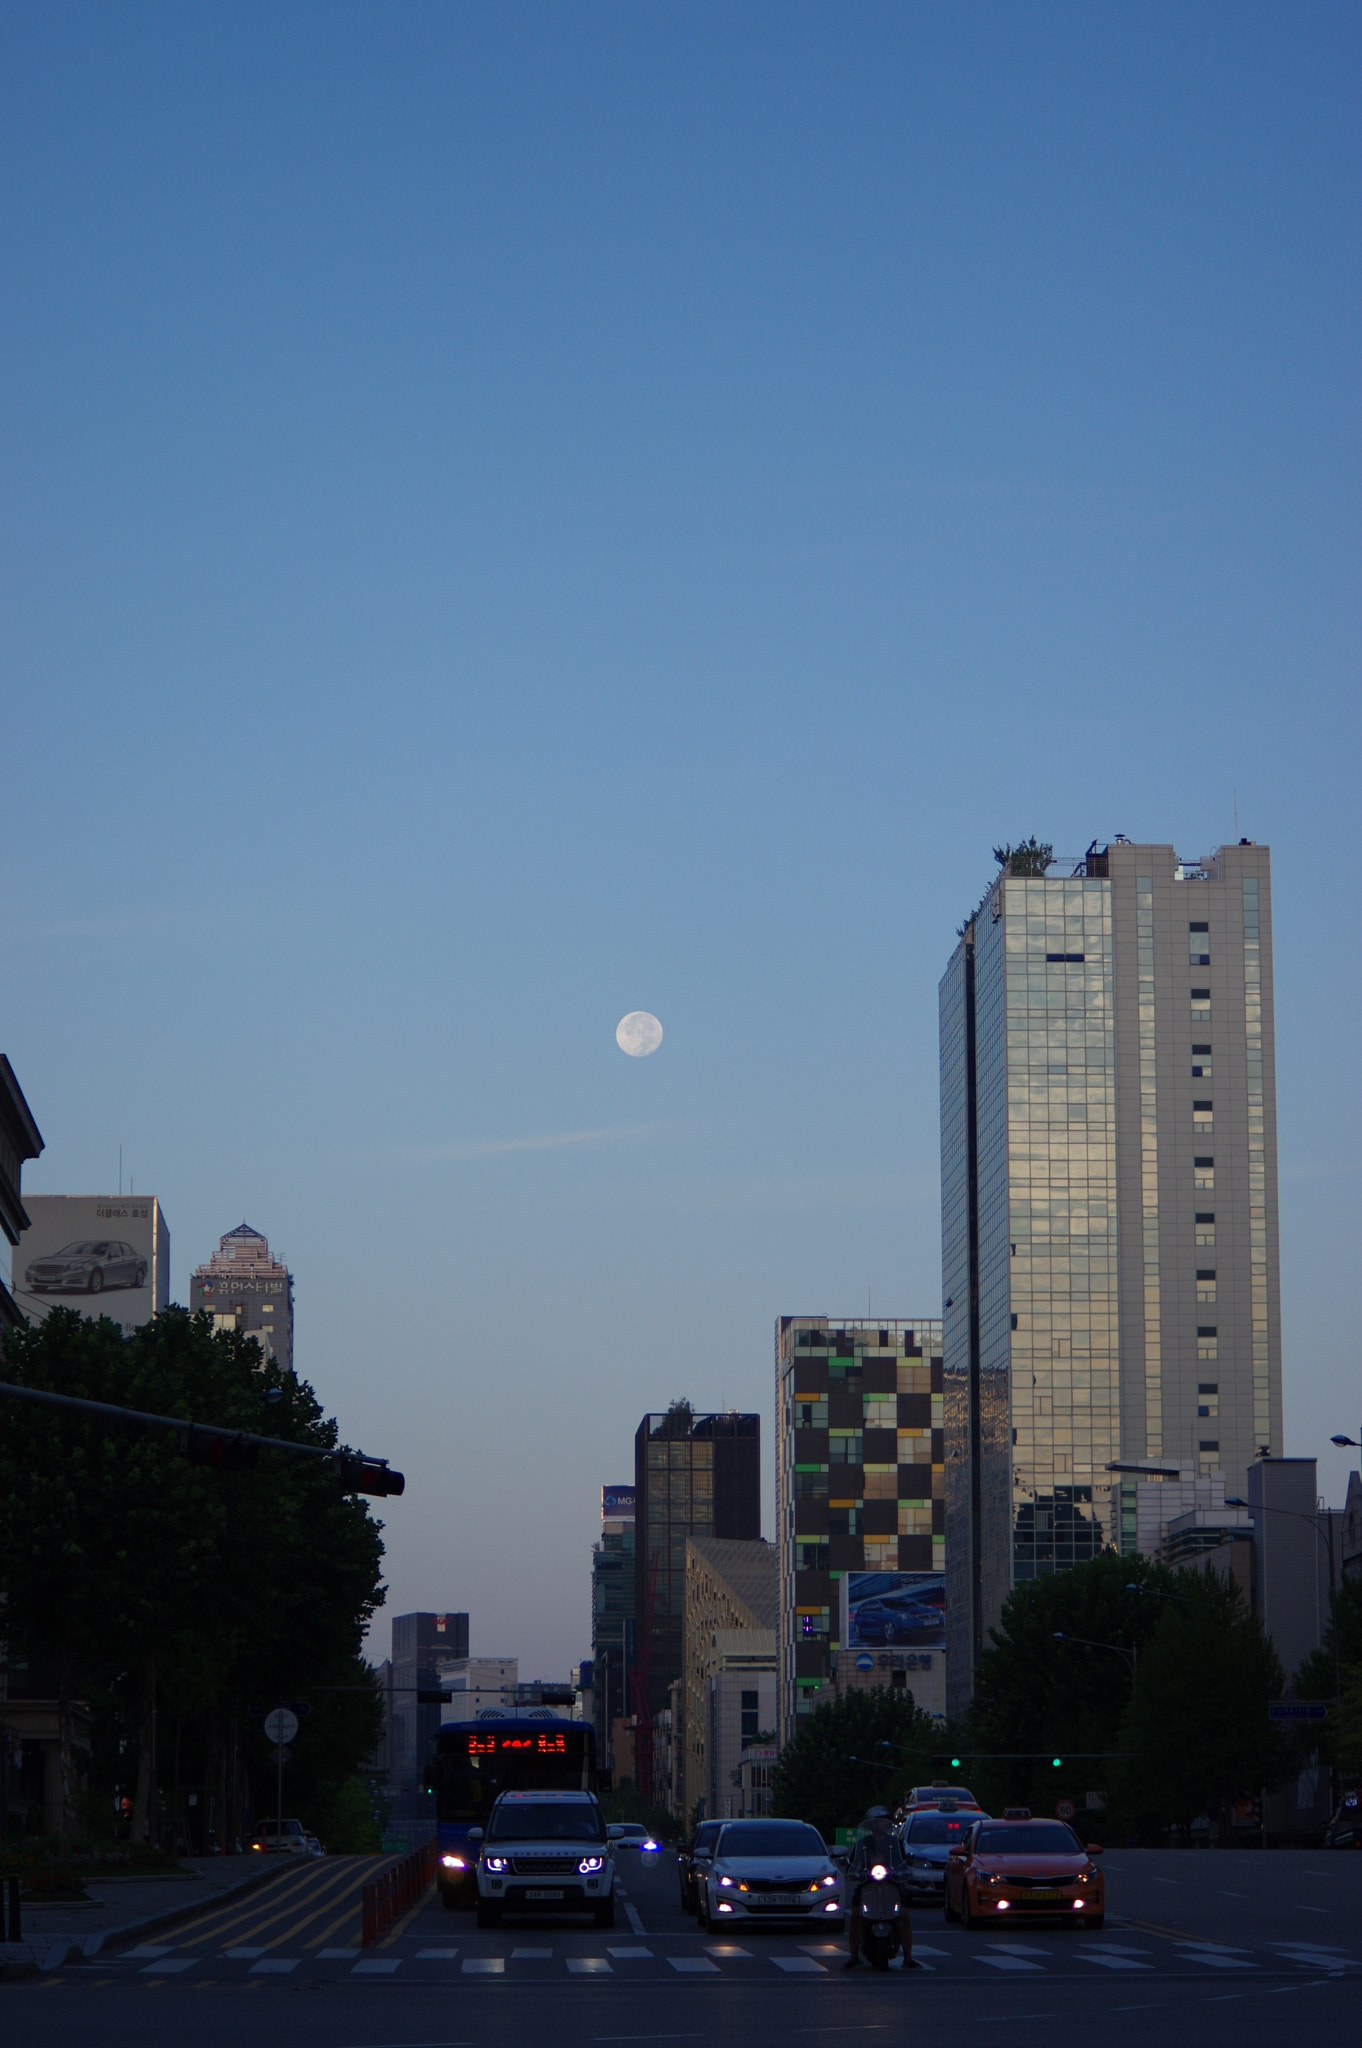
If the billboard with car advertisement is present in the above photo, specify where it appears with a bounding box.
[840,1570,946,1650]
[14,1195,170,1338]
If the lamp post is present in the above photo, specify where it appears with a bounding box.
[1052,1631,1137,1678]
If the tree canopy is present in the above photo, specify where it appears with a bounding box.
[772,1686,941,1841]
[993,837,1055,876]
[0,1306,386,1843]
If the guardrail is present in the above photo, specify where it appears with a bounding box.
[361,1836,436,1947]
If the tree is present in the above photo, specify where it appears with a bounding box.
[1293,1575,1362,1780]
[1114,1570,1289,1841]
[0,1306,385,1843]
[772,1687,938,1841]
[993,837,1055,876]
[967,1553,1177,1818]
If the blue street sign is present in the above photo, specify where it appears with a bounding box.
[1268,1701,1328,1721]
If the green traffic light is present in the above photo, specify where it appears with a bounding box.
[1052,1757,1062,1768]
[950,1757,960,1769]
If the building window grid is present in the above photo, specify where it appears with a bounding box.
[1136,879,1161,1458]
[1243,878,1270,1448]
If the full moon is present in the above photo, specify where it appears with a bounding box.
[616,1011,663,1057]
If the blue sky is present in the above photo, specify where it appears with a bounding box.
[2,3,1358,1674]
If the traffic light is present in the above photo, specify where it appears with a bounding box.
[334,1454,406,1496]
[950,1757,961,1770]
[1051,1756,1062,1769]
[181,1427,259,1472]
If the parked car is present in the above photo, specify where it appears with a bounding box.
[251,1818,311,1856]
[677,1820,724,1912]
[25,1238,148,1294]
[696,1818,844,1932]
[944,1816,1104,1929]
[1324,1792,1360,1849]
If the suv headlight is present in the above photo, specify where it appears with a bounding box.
[484,1855,508,1873]
[578,1856,604,1873]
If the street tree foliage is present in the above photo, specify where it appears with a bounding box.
[967,1552,1180,1818]
[1114,1570,1288,1839]
[772,1686,939,1841]
[1290,1574,1362,1779]
[0,1306,386,1842]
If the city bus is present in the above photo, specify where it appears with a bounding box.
[429,1717,598,1907]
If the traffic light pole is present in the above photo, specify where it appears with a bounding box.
[0,1379,404,1495]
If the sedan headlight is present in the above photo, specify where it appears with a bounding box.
[578,1856,604,1873]
[820,1874,837,1887]
[717,1875,735,1888]
[440,1854,466,1870]
[484,1855,508,1873]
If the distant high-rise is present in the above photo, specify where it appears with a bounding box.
[191,1222,294,1373]
[591,1483,636,1775]
[390,1611,470,1798]
[633,1409,760,1733]
[940,839,1281,1714]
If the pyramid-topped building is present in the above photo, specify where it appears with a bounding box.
[191,1220,294,1372]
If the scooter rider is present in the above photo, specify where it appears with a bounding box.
[842,1806,901,1970]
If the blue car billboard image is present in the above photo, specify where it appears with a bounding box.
[843,1570,945,1648]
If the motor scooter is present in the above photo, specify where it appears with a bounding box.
[855,1861,909,1971]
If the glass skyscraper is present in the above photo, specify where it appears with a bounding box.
[939,840,1280,1715]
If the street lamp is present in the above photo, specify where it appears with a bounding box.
[1052,1631,1137,1678]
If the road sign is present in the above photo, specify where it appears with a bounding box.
[1055,1799,1076,1821]
[1268,1701,1328,1721]
[270,1744,292,1766]
[264,1707,299,1745]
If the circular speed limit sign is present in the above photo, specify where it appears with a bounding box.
[1055,1798,1076,1821]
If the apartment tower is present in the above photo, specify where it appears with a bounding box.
[939,839,1280,1714]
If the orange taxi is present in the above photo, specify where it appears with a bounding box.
[944,1814,1104,1929]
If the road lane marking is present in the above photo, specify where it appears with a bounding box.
[978,1956,1042,1971]
[511,1948,552,1959]
[568,1958,613,1974]
[1075,1955,1150,1970]
[353,1958,401,1974]
[608,1947,653,1958]
[668,1957,719,1974]
[463,1957,504,1973]
[1296,1906,1330,1914]
[773,1957,826,1972]
[705,1945,752,1956]
[624,1901,647,1934]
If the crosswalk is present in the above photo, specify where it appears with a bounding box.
[104,1934,1359,1983]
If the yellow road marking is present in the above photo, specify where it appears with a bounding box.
[176,1856,376,1949]
[163,1860,311,1943]
[262,1863,386,1949]
[306,1886,370,1951]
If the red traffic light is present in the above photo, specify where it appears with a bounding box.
[334,1454,405,1497]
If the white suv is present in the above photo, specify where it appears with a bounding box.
[472,1790,616,1929]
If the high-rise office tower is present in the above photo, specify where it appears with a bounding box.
[191,1222,294,1373]
[775,1318,943,1742]
[633,1409,760,1744]
[940,839,1280,1715]
[591,1483,636,1771]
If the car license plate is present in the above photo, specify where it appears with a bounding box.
[525,1888,564,1900]
[1020,1890,1065,1901]
[761,1894,807,1907]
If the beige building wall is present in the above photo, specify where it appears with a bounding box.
[682,1535,777,1824]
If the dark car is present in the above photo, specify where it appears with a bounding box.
[1324,1792,1360,1849]
[850,1593,944,1646]
[677,1819,724,1913]
[25,1239,148,1294]
[898,1804,976,1902]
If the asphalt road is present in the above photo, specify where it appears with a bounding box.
[4,1840,1359,2047]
